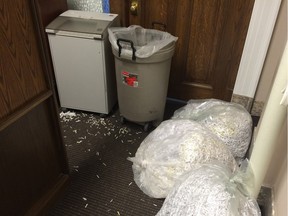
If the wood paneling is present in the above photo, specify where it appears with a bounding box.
[36,0,67,28]
[0,0,48,119]
[35,0,68,106]
[0,0,69,215]
[0,99,68,215]
[110,0,129,26]
[142,0,168,30]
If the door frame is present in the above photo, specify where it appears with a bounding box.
[233,0,282,99]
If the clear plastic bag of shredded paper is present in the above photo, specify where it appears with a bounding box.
[127,119,237,198]
[108,25,178,58]
[172,99,253,161]
[156,161,261,216]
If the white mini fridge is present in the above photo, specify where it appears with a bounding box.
[46,10,119,115]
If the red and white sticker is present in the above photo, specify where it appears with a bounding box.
[121,71,138,87]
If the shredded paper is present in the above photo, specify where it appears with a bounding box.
[156,163,261,216]
[172,99,253,161]
[128,119,237,198]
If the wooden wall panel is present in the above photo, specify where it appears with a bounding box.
[142,0,168,30]
[36,0,67,28]
[0,0,48,119]
[0,99,68,216]
[0,0,69,215]
[110,0,129,26]
[35,0,68,107]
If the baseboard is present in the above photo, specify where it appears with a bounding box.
[251,100,265,116]
[231,94,254,111]
[257,186,273,216]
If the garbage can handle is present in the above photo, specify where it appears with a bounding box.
[152,21,167,31]
[117,39,136,61]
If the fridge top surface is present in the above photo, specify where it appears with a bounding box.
[46,10,118,37]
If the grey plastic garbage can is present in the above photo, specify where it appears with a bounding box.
[111,41,176,130]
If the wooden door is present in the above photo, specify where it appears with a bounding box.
[110,0,254,101]
[0,0,69,215]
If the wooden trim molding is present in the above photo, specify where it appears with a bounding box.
[0,91,53,132]
[233,0,282,98]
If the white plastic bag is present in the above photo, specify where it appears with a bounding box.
[108,25,178,58]
[156,162,261,216]
[128,119,237,198]
[172,99,253,161]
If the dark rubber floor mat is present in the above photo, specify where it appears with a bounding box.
[46,100,265,216]
[46,110,167,216]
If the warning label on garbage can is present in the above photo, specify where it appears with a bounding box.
[121,71,138,87]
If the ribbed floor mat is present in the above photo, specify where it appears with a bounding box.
[47,110,166,216]
[47,101,265,216]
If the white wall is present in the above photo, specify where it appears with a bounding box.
[273,151,287,216]
[254,0,287,103]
